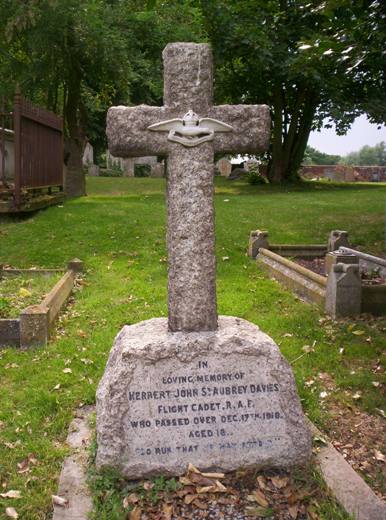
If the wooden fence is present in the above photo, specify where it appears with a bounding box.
[0,90,64,212]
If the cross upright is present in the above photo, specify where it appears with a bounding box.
[107,43,270,333]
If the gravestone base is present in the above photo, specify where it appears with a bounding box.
[96,316,311,479]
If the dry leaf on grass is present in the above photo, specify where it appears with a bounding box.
[289,503,299,519]
[162,503,173,520]
[374,449,385,462]
[0,490,21,499]
[245,505,271,517]
[129,506,142,520]
[270,476,289,489]
[5,508,18,519]
[123,493,139,508]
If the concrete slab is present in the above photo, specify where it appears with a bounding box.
[52,406,94,520]
[311,423,386,520]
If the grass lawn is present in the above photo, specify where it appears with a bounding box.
[0,273,63,319]
[0,177,385,519]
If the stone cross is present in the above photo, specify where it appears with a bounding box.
[107,43,270,332]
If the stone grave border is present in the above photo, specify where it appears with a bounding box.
[52,406,386,520]
[249,230,386,317]
[0,258,83,348]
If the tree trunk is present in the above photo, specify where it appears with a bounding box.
[267,85,318,183]
[63,26,86,198]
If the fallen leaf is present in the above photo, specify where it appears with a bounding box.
[374,449,385,462]
[222,256,229,261]
[201,471,225,479]
[352,392,362,400]
[129,506,142,520]
[352,330,365,336]
[192,498,208,509]
[319,391,328,399]
[302,345,314,353]
[5,508,18,519]
[162,503,173,520]
[372,381,380,387]
[19,288,32,298]
[123,493,139,507]
[0,490,21,499]
[62,368,72,374]
[289,503,299,519]
[245,506,272,517]
[187,463,200,474]
[52,495,69,507]
[256,475,267,489]
[253,489,269,507]
[270,476,289,488]
[184,494,197,505]
[143,481,153,490]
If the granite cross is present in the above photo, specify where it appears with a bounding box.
[107,43,270,333]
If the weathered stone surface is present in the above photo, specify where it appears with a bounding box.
[163,43,213,114]
[106,43,271,332]
[96,316,311,478]
[167,144,217,331]
[248,229,269,258]
[325,263,362,318]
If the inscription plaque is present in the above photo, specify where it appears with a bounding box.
[96,317,311,478]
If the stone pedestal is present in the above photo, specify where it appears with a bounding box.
[325,263,362,317]
[96,316,311,478]
[20,304,49,347]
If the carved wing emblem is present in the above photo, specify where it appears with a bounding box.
[148,110,233,147]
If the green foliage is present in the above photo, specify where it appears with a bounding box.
[342,141,386,166]
[247,164,268,185]
[304,146,341,165]
[134,164,151,177]
[0,0,204,157]
[201,0,386,182]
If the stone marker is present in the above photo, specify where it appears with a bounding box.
[216,157,232,177]
[248,229,269,258]
[328,230,349,252]
[96,42,311,478]
[325,263,362,318]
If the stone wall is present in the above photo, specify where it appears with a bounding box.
[301,165,386,182]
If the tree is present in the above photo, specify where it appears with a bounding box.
[201,0,386,183]
[303,146,341,165]
[342,141,386,166]
[0,0,204,195]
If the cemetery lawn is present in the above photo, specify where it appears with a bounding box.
[0,177,385,519]
[0,273,63,318]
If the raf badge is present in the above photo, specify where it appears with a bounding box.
[148,110,233,147]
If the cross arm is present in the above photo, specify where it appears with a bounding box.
[209,105,271,154]
[106,105,173,157]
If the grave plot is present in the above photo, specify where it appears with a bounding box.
[0,259,83,348]
[250,229,386,317]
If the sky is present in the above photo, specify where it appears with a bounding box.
[308,115,386,156]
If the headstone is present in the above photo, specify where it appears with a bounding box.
[328,230,349,252]
[248,229,269,258]
[82,142,94,166]
[150,162,165,178]
[87,164,100,177]
[96,42,311,478]
[325,263,362,317]
[216,157,232,177]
